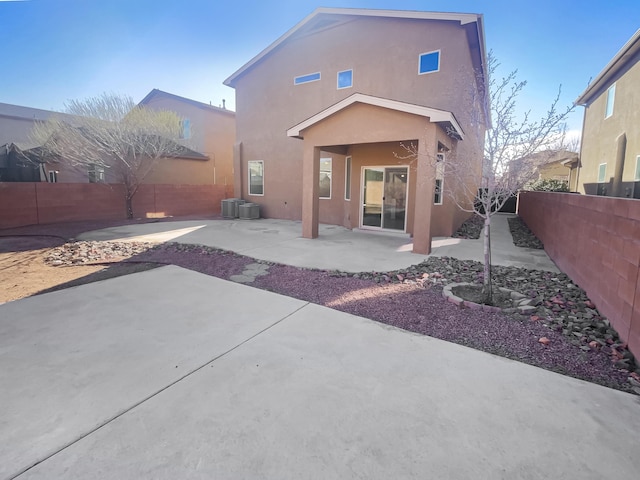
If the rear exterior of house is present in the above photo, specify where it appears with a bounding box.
[225,8,488,254]
[575,29,640,197]
[138,89,236,186]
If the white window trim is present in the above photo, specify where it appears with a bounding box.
[597,163,607,183]
[359,165,410,232]
[337,69,353,90]
[418,49,441,75]
[434,153,445,205]
[294,72,321,85]
[605,83,616,119]
[344,156,352,201]
[319,157,332,199]
[48,170,58,183]
[635,156,640,182]
[248,160,264,196]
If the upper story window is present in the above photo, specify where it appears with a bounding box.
[294,72,321,85]
[605,84,615,118]
[419,50,440,75]
[48,170,58,183]
[180,118,191,139]
[88,164,105,183]
[635,156,640,182]
[337,69,353,89]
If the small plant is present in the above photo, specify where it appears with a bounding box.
[527,179,569,192]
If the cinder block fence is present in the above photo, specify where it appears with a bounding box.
[519,191,640,358]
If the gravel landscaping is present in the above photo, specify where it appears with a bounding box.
[508,216,544,249]
[37,238,639,395]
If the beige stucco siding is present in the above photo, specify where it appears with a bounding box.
[579,56,640,192]
[141,96,236,185]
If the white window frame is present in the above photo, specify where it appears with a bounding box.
[605,84,615,118]
[319,157,332,199]
[434,153,445,204]
[418,49,441,75]
[180,118,191,139]
[344,156,352,200]
[248,160,264,196]
[294,72,321,85]
[635,156,640,182]
[48,170,58,183]
[597,163,607,183]
[337,69,353,89]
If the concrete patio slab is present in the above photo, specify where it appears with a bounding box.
[0,266,306,480]
[77,214,559,272]
[2,266,639,479]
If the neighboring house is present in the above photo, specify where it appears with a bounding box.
[575,29,640,197]
[138,89,236,186]
[513,150,580,191]
[0,102,85,182]
[224,7,488,254]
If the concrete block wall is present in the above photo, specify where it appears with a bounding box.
[519,191,640,358]
[0,183,233,229]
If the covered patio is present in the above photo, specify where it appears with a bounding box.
[286,93,464,254]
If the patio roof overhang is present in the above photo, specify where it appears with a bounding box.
[286,93,465,141]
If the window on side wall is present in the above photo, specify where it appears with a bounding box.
[636,156,640,182]
[605,84,615,118]
[294,72,321,85]
[597,163,606,183]
[337,70,353,89]
[319,158,332,199]
[434,153,445,204]
[345,156,352,200]
[48,170,58,183]
[248,160,264,196]
[180,118,191,139]
[419,50,440,75]
[88,164,105,183]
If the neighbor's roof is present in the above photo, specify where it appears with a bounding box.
[0,102,72,122]
[287,93,464,140]
[575,28,640,106]
[138,89,235,115]
[224,7,487,90]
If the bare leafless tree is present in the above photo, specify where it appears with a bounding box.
[31,93,185,218]
[400,52,573,303]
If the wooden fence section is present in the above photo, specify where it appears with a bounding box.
[519,191,640,357]
[0,183,234,229]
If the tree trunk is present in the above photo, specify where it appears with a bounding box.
[482,215,492,304]
[125,195,134,219]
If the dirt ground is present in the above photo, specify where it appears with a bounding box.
[0,236,155,303]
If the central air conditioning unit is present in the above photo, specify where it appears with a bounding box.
[238,202,260,220]
[221,198,246,218]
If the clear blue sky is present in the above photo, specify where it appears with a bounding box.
[1,0,638,134]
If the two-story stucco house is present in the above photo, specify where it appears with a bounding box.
[224,7,488,254]
[575,29,640,197]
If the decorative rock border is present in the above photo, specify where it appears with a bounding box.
[442,282,536,315]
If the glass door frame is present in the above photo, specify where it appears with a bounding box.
[359,165,409,232]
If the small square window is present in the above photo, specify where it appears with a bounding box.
[605,84,615,118]
[294,72,321,85]
[597,163,606,183]
[248,160,264,196]
[419,50,440,75]
[337,70,353,89]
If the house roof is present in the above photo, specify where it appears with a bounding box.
[286,93,464,140]
[223,7,487,94]
[575,28,640,106]
[138,89,235,116]
[0,102,65,122]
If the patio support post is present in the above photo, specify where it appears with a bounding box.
[412,126,436,254]
[302,145,320,238]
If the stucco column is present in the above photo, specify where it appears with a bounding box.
[612,133,627,197]
[412,125,436,254]
[302,144,320,238]
[233,141,243,198]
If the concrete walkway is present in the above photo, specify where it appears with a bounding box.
[1,266,639,479]
[78,213,559,272]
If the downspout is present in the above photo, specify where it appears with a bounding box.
[611,132,627,197]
